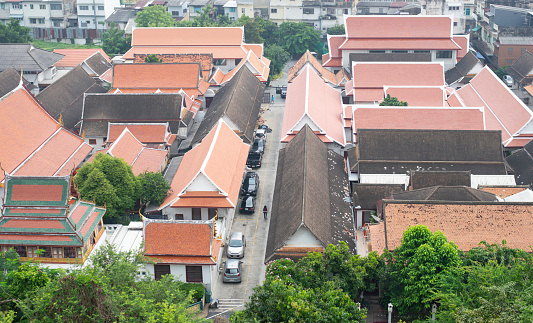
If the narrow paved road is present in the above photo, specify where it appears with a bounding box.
[208,71,290,319]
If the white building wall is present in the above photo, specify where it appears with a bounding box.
[344,49,456,71]
[269,0,303,25]
[77,0,119,29]
[284,226,323,247]
[22,1,52,28]
[144,263,215,291]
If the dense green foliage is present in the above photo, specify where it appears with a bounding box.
[135,5,176,27]
[276,22,321,59]
[327,24,345,35]
[234,225,533,322]
[233,242,371,322]
[101,22,131,55]
[75,154,141,223]
[145,54,163,63]
[0,20,31,43]
[138,171,171,205]
[380,94,408,106]
[0,244,206,322]
[264,45,290,76]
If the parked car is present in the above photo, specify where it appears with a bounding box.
[241,172,259,196]
[227,232,246,258]
[251,138,265,155]
[503,75,513,87]
[281,88,287,99]
[255,129,266,140]
[246,152,262,168]
[222,259,242,283]
[275,86,287,94]
[239,196,256,214]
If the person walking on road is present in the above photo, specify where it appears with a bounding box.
[271,95,274,104]
[263,205,268,219]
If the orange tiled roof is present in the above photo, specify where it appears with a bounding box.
[281,66,345,146]
[340,38,461,51]
[352,107,484,140]
[384,87,445,107]
[160,120,249,209]
[123,46,248,60]
[10,184,64,202]
[131,148,167,174]
[453,35,470,60]
[133,53,213,80]
[481,186,528,199]
[108,123,168,144]
[218,49,270,85]
[0,86,90,182]
[210,68,225,85]
[345,16,454,39]
[288,50,337,85]
[327,35,344,60]
[108,128,144,165]
[144,222,212,256]
[243,43,263,58]
[100,68,113,83]
[351,62,445,102]
[112,63,205,94]
[455,67,533,148]
[54,48,111,67]
[131,27,245,47]
[374,202,533,253]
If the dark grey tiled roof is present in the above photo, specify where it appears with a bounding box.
[0,67,31,98]
[507,51,533,83]
[349,52,431,64]
[192,67,265,145]
[80,93,182,136]
[106,8,137,23]
[445,51,481,85]
[389,186,499,202]
[85,52,111,76]
[36,66,107,130]
[410,171,471,190]
[506,140,533,186]
[353,184,404,210]
[0,44,63,72]
[356,129,507,175]
[265,125,355,263]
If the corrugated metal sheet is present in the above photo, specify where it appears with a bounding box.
[31,28,104,40]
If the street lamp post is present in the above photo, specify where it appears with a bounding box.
[432,303,437,321]
[388,303,393,323]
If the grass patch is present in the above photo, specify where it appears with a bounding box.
[271,71,283,81]
[32,40,101,52]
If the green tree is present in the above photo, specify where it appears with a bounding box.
[138,171,171,206]
[237,15,263,43]
[493,66,509,80]
[379,94,408,106]
[192,5,217,27]
[135,5,176,27]
[144,54,162,63]
[383,225,462,316]
[75,154,140,224]
[18,244,207,322]
[101,22,131,55]
[277,22,321,58]
[327,24,345,35]
[232,280,366,323]
[0,19,31,43]
[256,17,279,47]
[264,44,290,76]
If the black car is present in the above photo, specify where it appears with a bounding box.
[246,152,262,168]
[251,138,265,155]
[239,196,256,214]
[241,172,259,196]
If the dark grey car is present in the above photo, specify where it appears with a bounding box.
[222,259,242,283]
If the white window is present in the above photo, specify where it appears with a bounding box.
[303,8,314,14]
[271,8,277,13]
[30,18,36,24]
[53,20,60,27]
[38,18,44,24]
[79,5,88,10]
[27,246,38,257]
[12,3,21,9]
[53,247,63,258]
[39,4,45,9]
[51,4,62,10]
[242,8,245,13]
[98,5,104,10]
[30,4,34,9]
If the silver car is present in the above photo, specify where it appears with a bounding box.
[503,75,513,87]
[227,232,246,258]
[222,259,242,283]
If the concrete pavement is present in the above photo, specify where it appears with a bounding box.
[208,64,291,319]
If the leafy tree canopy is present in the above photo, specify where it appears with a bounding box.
[0,20,31,43]
[138,171,171,206]
[379,94,408,106]
[264,44,290,76]
[135,5,176,27]
[383,225,462,316]
[75,154,140,224]
[101,22,131,55]
[144,54,162,63]
[276,22,321,59]
[327,24,345,35]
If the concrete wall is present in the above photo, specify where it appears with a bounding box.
[496,44,533,67]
